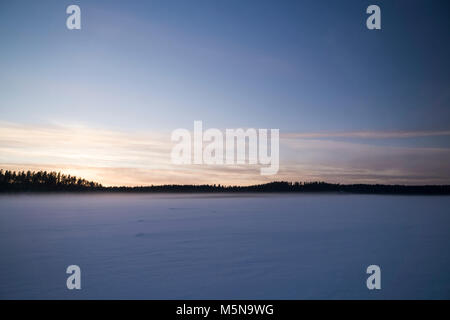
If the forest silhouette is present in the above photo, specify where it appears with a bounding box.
[1,169,449,195]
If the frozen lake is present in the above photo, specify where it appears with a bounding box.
[0,193,449,299]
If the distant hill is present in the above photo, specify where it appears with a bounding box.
[1,169,449,195]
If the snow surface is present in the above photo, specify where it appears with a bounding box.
[0,193,449,299]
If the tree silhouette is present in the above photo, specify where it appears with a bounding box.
[0,169,449,194]
[0,170,102,192]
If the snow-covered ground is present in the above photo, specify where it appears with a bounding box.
[0,193,449,299]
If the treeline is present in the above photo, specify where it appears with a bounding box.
[0,170,102,192]
[110,181,450,195]
[1,170,450,194]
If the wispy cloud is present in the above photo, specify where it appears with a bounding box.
[1,122,450,186]
[282,130,450,139]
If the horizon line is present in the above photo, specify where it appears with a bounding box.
[1,169,450,188]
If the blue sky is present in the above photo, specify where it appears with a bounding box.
[0,0,449,185]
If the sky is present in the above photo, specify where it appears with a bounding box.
[1,0,449,186]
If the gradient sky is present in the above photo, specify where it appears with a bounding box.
[1,0,449,185]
